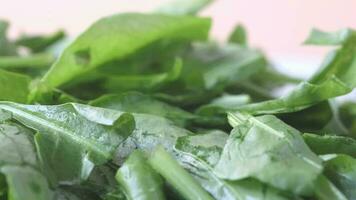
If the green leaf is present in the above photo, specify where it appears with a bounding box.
[304,28,352,46]
[174,130,293,200]
[103,58,183,93]
[0,122,53,200]
[15,30,66,53]
[175,130,228,166]
[197,43,266,90]
[236,76,351,115]
[308,29,356,87]
[314,175,347,200]
[155,42,266,106]
[228,24,248,46]
[323,154,356,199]
[0,20,17,56]
[0,69,30,103]
[0,102,135,184]
[115,111,191,164]
[235,28,356,115]
[339,101,356,133]
[196,94,250,116]
[116,150,165,200]
[0,53,55,69]
[278,101,333,133]
[90,91,195,127]
[149,146,214,200]
[40,13,211,89]
[215,113,323,195]
[156,0,213,15]
[303,133,356,157]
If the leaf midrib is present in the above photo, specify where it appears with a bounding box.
[0,103,110,160]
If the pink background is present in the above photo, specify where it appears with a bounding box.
[1,0,355,77]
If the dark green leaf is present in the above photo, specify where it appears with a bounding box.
[0,20,17,56]
[90,91,195,127]
[103,58,183,93]
[323,154,356,199]
[314,175,347,200]
[303,133,356,157]
[15,30,66,53]
[228,24,247,46]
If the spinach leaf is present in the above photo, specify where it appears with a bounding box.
[314,175,347,200]
[90,91,195,127]
[236,77,351,115]
[0,122,53,200]
[116,150,165,200]
[174,130,294,200]
[303,133,356,157]
[228,24,248,46]
[214,112,323,195]
[323,154,356,199]
[156,0,213,15]
[0,69,30,103]
[155,42,266,107]
[149,146,214,200]
[0,20,17,56]
[103,58,183,93]
[15,30,66,53]
[235,29,356,115]
[115,112,191,164]
[339,101,356,133]
[0,102,135,184]
[40,13,211,89]
[0,53,55,69]
[196,94,250,117]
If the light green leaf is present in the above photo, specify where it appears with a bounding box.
[115,112,191,164]
[196,94,250,116]
[156,0,213,15]
[304,28,352,46]
[149,146,214,200]
[215,113,323,195]
[116,150,165,200]
[0,122,53,200]
[237,76,351,115]
[175,130,294,200]
[0,102,135,184]
[0,69,30,103]
[40,13,211,89]
[235,29,356,115]
[0,53,55,69]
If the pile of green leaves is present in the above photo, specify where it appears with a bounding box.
[0,0,356,199]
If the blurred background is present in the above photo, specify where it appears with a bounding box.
[1,0,355,78]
